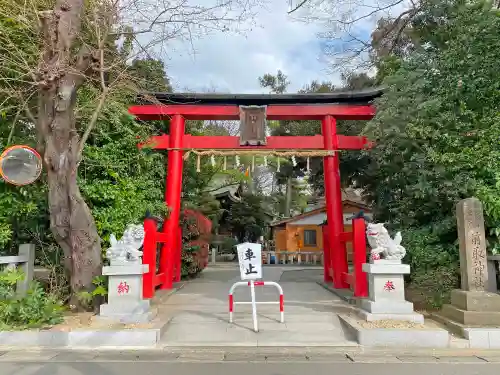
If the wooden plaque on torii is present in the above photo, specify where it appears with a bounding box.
[239,105,267,146]
[131,88,383,292]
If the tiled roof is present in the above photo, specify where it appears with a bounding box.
[309,188,367,207]
[209,184,242,202]
[271,188,370,227]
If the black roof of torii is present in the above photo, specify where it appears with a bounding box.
[138,87,385,106]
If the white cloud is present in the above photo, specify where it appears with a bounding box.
[148,0,413,94]
[163,1,335,93]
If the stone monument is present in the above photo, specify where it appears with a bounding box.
[99,224,152,323]
[359,222,424,323]
[440,197,500,326]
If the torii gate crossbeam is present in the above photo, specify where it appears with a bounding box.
[130,89,381,292]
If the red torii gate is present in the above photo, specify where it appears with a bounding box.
[130,89,382,292]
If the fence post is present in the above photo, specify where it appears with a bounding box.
[17,244,35,297]
[212,248,217,264]
[143,217,157,299]
[352,217,368,297]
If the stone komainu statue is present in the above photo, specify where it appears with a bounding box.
[106,224,145,263]
[366,222,406,261]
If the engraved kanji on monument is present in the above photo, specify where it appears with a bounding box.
[456,197,488,291]
[440,197,500,328]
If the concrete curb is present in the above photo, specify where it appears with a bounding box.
[0,283,185,349]
[316,281,358,305]
[0,328,163,348]
[339,314,450,348]
[432,313,500,349]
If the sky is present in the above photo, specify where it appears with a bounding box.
[163,1,336,94]
[150,0,410,94]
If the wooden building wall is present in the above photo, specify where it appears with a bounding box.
[271,203,370,261]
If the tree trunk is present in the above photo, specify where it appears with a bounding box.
[43,100,102,309]
[45,140,102,309]
[37,3,102,309]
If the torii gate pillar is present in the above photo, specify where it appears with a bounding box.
[322,115,349,289]
[131,89,382,291]
[161,114,185,290]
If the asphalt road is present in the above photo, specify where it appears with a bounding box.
[1,361,500,375]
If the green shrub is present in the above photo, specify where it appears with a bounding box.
[218,237,238,254]
[181,244,202,278]
[75,275,108,310]
[403,226,459,275]
[403,226,460,308]
[0,269,64,330]
[410,267,459,309]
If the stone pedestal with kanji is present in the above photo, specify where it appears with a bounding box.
[359,259,424,323]
[98,224,152,324]
[99,261,152,323]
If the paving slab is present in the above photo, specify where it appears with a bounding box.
[436,356,486,363]
[396,355,440,362]
[228,320,289,332]
[93,351,179,361]
[52,351,99,361]
[1,363,47,375]
[159,267,358,347]
[162,322,258,346]
[176,351,225,362]
[476,356,500,362]
[222,352,275,361]
[5,347,500,364]
[0,350,59,361]
[346,354,402,363]
[262,353,310,362]
[303,353,352,362]
[256,330,357,347]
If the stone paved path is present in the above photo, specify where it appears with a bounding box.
[2,348,500,375]
[158,264,358,346]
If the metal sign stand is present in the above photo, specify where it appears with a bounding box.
[228,281,285,332]
[249,280,258,332]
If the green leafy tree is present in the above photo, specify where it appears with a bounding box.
[226,194,270,242]
[258,73,377,198]
[296,74,377,195]
[357,0,500,305]
[363,0,500,229]
[128,59,173,93]
[258,70,290,94]
[258,70,309,216]
[0,0,258,308]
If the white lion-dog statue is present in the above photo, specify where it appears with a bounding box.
[366,222,406,261]
[106,224,145,263]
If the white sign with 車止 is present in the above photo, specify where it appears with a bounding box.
[236,242,262,280]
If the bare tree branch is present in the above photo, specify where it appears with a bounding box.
[288,0,309,14]
[0,0,261,307]
[291,0,418,71]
